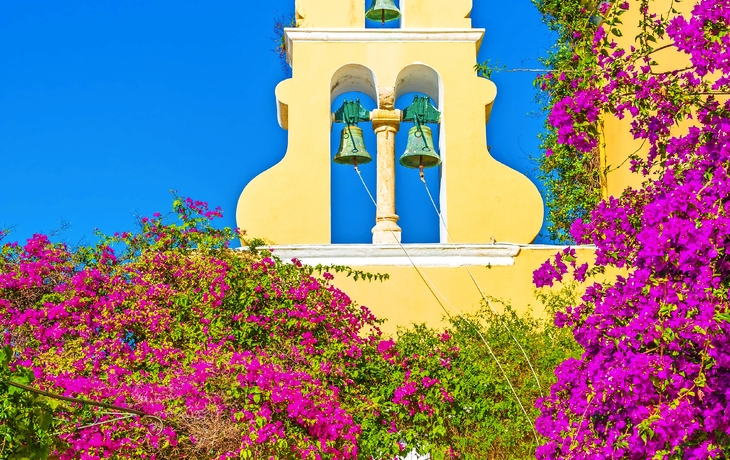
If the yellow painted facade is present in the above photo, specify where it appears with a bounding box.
[330,247,604,334]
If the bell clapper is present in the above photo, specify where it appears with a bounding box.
[419,157,425,181]
[348,125,358,153]
[381,10,385,25]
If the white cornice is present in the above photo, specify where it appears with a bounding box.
[240,244,520,267]
[284,28,485,66]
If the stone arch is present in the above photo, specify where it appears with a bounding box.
[394,63,443,110]
[330,63,379,105]
[393,64,444,243]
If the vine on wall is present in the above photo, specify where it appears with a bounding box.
[531,0,618,243]
[478,1,617,243]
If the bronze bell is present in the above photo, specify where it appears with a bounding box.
[399,125,441,169]
[365,0,401,24]
[334,126,372,166]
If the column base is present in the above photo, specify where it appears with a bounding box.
[372,218,402,244]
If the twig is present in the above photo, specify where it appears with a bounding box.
[4,379,144,417]
[3,379,167,434]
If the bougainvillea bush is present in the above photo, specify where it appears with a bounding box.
[384,297,581,460]
[359,289,581,460]
[1,197,578,459]
[534,0,730,458]
[1,197,395,459]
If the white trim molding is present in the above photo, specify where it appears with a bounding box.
[240,244,520,268]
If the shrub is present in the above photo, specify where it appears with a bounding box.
[1,197,388,459]
[364,292,582,460]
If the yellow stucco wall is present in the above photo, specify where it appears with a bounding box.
[400,0,472,29]
[295,0,365,28]
[330,247,609,335]
[602,0,698,198]
[295,0,473,29]
[236,0,617,332]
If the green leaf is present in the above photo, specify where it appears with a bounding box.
[714,312,730,323]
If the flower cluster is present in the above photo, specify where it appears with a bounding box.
[534,1,730,457]
[0,198,376,458]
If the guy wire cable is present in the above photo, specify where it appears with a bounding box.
[419,173,545,398]
[353,165,540,446]
[353,166,451,320]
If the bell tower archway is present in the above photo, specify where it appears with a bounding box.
[329,64,379,243]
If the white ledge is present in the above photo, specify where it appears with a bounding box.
[240,244,520,268]
[285,28,485,66]
[285,28,484,43]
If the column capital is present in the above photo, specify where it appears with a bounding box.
[371,109,401,132]
[379,87,396,110]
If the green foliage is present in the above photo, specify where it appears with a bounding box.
[309,264,390,282]
[360,289,582,459]
[532,0,611,243]
[474,60,506,80]
[273,12,296,72]
[0,347,60,460]
[537,132,604,243]
[1,194,582,458]
[242,240,391,282]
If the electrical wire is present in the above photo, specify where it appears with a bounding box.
[353,166,540,446]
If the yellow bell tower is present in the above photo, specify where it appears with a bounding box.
[237,0,543,245]
[236,0,557,331]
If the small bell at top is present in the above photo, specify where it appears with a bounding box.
[365,0,401,25]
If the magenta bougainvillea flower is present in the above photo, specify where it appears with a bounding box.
[0,196,481,459]
[534,0,730,458]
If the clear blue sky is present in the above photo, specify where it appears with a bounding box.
[0,0,556,246]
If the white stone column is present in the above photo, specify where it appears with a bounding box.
[370,99,401,244]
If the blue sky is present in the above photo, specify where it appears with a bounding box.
[0,0,556,246]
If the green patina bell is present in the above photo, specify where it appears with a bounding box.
[399,125,441,169]
[334,126,372,166]
[365,0,401,24]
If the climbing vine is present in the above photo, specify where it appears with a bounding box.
[477,1,618,243]
[531,0,619,243]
